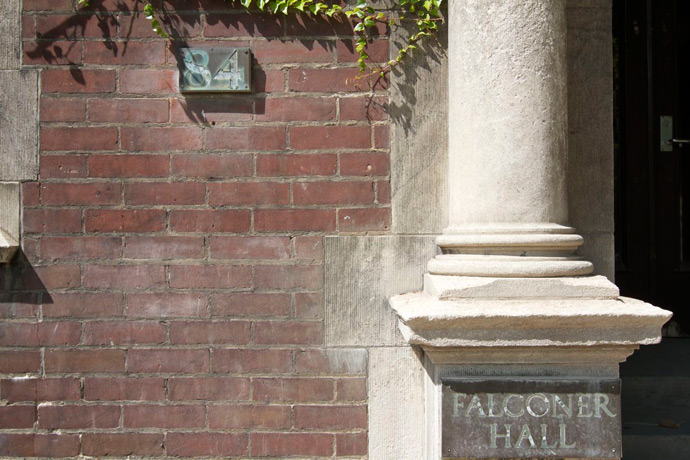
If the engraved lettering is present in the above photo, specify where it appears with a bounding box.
[552,394,573,419]
[515,424,537,448]
[540,423,558,449]
[465,394,487,418]
[559,422,576,448]
[577,394,593,418]
[487,394,504,417]
[490,423,512,448]
[526,393,550,418]
[453,393,466,417]
[594,393,617,418]
[503,394,525,418]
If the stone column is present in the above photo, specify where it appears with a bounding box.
[431,0,592,278]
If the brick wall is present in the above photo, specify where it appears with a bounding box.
[1,0,389,456]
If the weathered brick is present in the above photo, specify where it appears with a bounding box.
[84,321,166,345]
[41,127,118,151]
[0,434,79,457]
[340,152,389,175]
[42,69,116,93]
[126,292,208,318]
[23,0,73,10]
[336,377,367,401]
[294,181,375,205]
[0,351,41,373]
[125,182,205,205]
[168,377,250,400]
[291,125,371,150]
[253,377,333,402]
[0,294,39,319]
[169,209,251,233]
[84,41,166,65]
[171,153,253,178]
[124,405,206,428]
[24,40,83,65]
[254,265,323,290]
[0,378,80,402]
[295,349,367,375]
[257,97,336,122]
[255,209,336,232]
[35,14,118,38]
[254,39,334,64]
[82,433,165,456]
[208,404,291,429]
[23,208,81,234]
[23,265,81,289]
[119,69,178,93]
[40,182,121,206]
[0,407,34,428]
[39,405,120,429]
[213,348,293,373]
[204,14,282,37]
[374,123,389,148]
[338,207,391,231]
[288,67,369,92]
[44,349,126,373]
[41,236,121,260]
[210,236,291,260]
[83,265,166,289]
[84,377,165,401]
[295,292,324,319]
[205,126,286,151]
[170,320,250,344]
[337,39,389,63]
[169,265,252,289]
[294,236,324,259]
[337,432,368,456]
[170,96,253,123]
[89,98,169,123]
[250,433,333,457]
[0,322,81,346]
[119,15,201,38]
[121,127,202,151]
[167,433,248,457]
[254,320,323,345]
[254,68,285,93]
[21,182,40,206]
[295,404,367,429]
[85,209,166,233]
[43,292,124,318]
[127,349,210,373]
[208,182,289,206]
[257,153,337,177]
[89,154,170,178]
[40,97,86,122]
[210,292,291,317]
[124,236,204,259]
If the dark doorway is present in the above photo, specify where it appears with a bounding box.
[614,0,690,336]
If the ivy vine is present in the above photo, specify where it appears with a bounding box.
[78,0,443,75]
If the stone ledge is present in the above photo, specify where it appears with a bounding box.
[0,182,20,264]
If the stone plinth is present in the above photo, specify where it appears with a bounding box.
[0,182,20,264]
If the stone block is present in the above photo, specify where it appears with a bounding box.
[324,236,437,347]
[369,347,425,460]
[0,71,39,181]
[0,182,20,263]
[0,0,20,70]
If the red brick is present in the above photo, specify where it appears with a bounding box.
[204,14,282,37]
[294,236,323,259]
[171,153,253,178]
[295,292,324,319]
[127,349,210,373]
[119,69,178,93]
[24,40,82,65]
[374,123,389,148]
[340,152,389,175]
[41,127,118,151]
[126,292,208,318]
[169,265,252,289]
[89,154,169,178]
[89,98,169,123]
[257,153,337,176]
[254,39,334,64]
[291,125,371,150]
[84,40,166,65]
[42,69,115,93]
[170,209,251,232]
[254,68,285,93]
[254,321,322,345]
[41,236,121,260]
[35,14,118,38]
[167,433,248,457]
[40,182,120,206]
[210,236,290,260]
[23,208,81,233]
[294,181,375,205]
[45,349,126,373]
[338,207,391,231]
[170,320,250,344]
[83,265,166,289]
[339,95,388,121]
[295,404,366,429]
[84,377,165,401]
[169,377,250,400]
[337,377,367,401]
[255,209,336,232]
[254,265,323,290]
[23,0,73,10]
[43,292,124,318]
[337,38,389,63]
[85,209,166,232]
[39,405,119,429]
[0,434,79,457]
[0,351,41,373]
[209,404,291,429]
[40,154,87,178]
[254,377,333,402]
[119,15,201,38]
[288,67,370,92]
[208,182,289,206]
[125,182,205,205]
[170,97,253,123]
[337,432,367,456]
[124,405,205,428]
[250,433,333,457]
[1,378,80,402]
[213,348,293,373]
[0,406,36,428]
[284,13,356,36]
[82,433,165,456]
[21,237,40,261]
[256,96,336,121]
[377,179,390,203]
[0,322,77,346]
[210,292,291,317]
[24,265,81,289]
[22,182,40,206]
[40,97,86,122]
[295,349,366,375]
[122,127,202,151]
[205,126,286,151]
[124,236,203,259]
[84,321,166,345]
[0,294,39,319]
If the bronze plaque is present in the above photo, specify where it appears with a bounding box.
[442,379,621,459]
[179,48,251,93]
